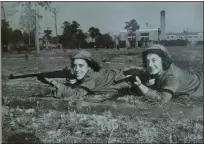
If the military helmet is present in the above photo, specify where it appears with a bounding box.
[71,50,93,61]
[142,44,172,59]
[142,44,172,70]
[71,50,101,72]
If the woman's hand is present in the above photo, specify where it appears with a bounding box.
[44,78,65,98]
[45,78,61,89]
[133,76,142,86]
[146,79,155,86]
[69,79,77,84]
[133,76,149,95]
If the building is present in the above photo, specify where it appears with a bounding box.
[165,32,203,44]
[39,36,63,49]
[118,8,203,47]
[119,28,161,47]
[119,10,165,47]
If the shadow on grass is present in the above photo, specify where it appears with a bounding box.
[173,60,203,72]
[109,52,142,57]
[3,132,43,144]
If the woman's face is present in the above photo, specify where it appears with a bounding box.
[73,59,90,80]
[146,53,163,75]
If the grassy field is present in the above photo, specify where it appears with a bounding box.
[2,46,203,143]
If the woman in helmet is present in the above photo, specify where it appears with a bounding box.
[40,50,132,100]
[131,44,203,103]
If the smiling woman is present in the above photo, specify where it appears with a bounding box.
[130,44,203,103]
[38,50,132,101]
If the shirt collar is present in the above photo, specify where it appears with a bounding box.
[156,64,173,79]
[81,69,94,83]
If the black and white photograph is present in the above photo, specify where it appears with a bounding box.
[1,1,203,143]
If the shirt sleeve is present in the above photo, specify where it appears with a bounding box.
[144,88,173,103]
[143,75,180,103]
[56,80,96,99]
[160,75,180,95]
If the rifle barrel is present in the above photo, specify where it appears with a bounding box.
[9,73,40,79]
[113,76,134,85]
[8,70,70,80]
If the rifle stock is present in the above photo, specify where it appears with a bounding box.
[113,68,150,85]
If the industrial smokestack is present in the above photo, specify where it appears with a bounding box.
[160,10,165,40]
[1,2,6,21]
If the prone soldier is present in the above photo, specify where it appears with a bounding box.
[127,44,203,103]
[38,50,136,101]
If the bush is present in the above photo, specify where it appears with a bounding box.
[160,40,189,46]
[118,40,126,48]
[196,41,203,45]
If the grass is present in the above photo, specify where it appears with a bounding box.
[2,46,203,143]
[2,107,203,143]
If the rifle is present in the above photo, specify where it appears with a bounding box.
[8,67,75,87]
[113,68,151,85]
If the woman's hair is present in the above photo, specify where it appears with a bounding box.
[71,58,102,72]
[142,49,172,70]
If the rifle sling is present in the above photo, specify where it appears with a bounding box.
[63,82,95,95]
[77,85,95,95]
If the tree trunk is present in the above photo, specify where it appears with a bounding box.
[115,39,117,49]
[78,40,81,49]
[46,39,48,49]
[35,2,40,54]
[29,36,31,47]
[131,31,133,48]
[28,2,31,51]
[125,34,129,48]
[135,31,137,48]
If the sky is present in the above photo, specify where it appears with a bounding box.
[3,1,203,37]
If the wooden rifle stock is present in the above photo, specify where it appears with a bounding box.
[113,68,150,85]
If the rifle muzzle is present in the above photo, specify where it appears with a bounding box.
[9,74,14,79]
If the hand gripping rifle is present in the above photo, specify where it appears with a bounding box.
[113,68,151,85]
[8,67,75,87]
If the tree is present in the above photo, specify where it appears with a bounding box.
[95,33,113,48]
[61,20,83,49]
[1,20,12,52]
[112,34,120,50]
[44,30,52,39]
[61,21,70,49]
[76,29,88,49]
[88,27,101,42]
[124,19,140,48]
[35,2,51,53]
[1,20,10,45]
[12,1,51,53]
[69,21,80,47]
[58,35,63,45]
[11,29,24,45]
[19,2,37,50]
[44,29,52,49]
[23,31,29,45]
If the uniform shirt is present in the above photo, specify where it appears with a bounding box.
[155,64,203,97]
[56,68,131,99]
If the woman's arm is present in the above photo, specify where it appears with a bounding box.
[45,78,95,99]
[56,84,92,99]
[138,83,172,102]
[133,76,177,103]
